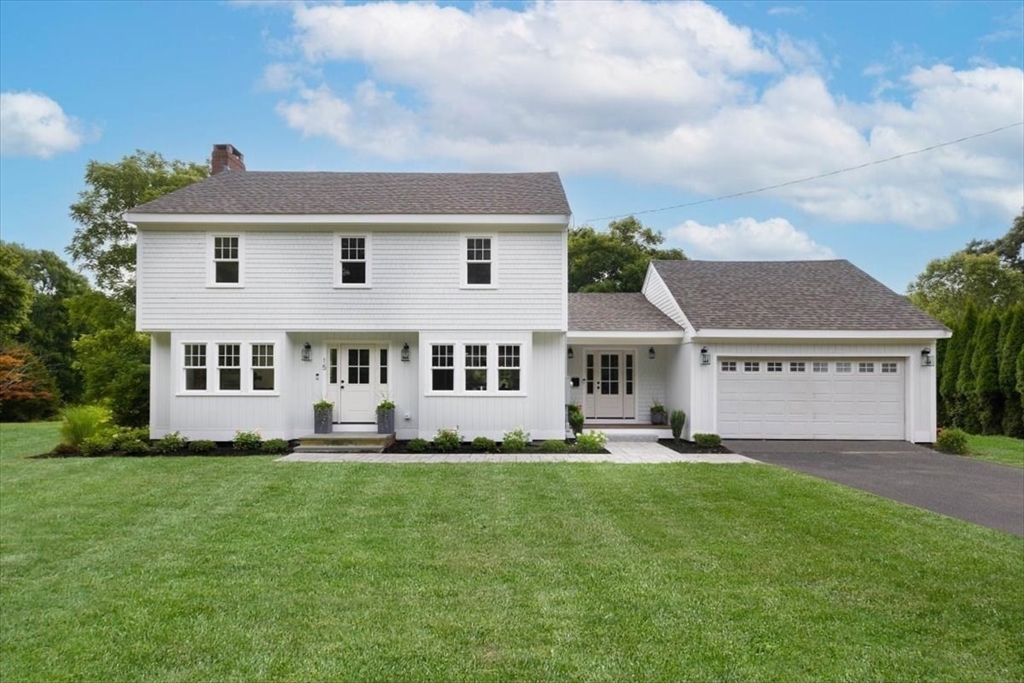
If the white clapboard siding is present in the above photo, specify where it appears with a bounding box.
[138,230,565,331]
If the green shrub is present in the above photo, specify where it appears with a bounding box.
[471,437,498,453]
[262,438,290,454]
[81,435,115,457]
[670,410,686,442]
[538,439,569,453]
[575,430,608,453]
[407,438,430,453]
[501,427,530,452]
[154,431,187,454]
[188,439,216,454]
[112,427,149,451]
[693,433,722,448]
[935,428,969,455]
[567,404,585,436]
[433,428,462,453]
[233,430,262,452]
[119,439,150,456]
[59,404,112,447]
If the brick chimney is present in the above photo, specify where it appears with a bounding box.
[211,143,245,174]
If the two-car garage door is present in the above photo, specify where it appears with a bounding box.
[716,358,905,440]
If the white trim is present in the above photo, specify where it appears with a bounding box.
[460,233,498,289]
[126,212,570,226]
[642,265,693,333]
[332,232,373,288]
[693,328,951,340]
[206,232,245,288]
[568,331,685,342]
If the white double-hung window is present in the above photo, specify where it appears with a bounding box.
[462,235,495,287]
[426,341,525,395]
[208,234,244,286]
[334,234,371,287]
[180,342,278,394]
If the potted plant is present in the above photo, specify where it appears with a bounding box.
[376,398,396,434]
[650,401,667,425]
[313,399,333,434]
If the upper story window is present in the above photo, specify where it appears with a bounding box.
[334,234,371,287]
[208,234,244,287]
[463,235,495,287]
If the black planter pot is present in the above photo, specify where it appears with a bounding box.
[314,407,332,434]
[377,408,395,434]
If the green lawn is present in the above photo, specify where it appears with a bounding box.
[965,433,1024,468]
[2,423,1022,683]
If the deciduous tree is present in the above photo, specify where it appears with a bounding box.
[907,251,1024,325]
[67,150,208,306]
[568,216,685,292]
[0,244,32,344]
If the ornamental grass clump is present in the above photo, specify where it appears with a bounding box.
[60,404,112,447]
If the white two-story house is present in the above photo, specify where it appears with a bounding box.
[129,144,949,444]
[128,144,571,441]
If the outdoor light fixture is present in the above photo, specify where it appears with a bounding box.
[700,346,711,366]
[921,348,933,367]
[301,342,312,362]
[401,343,410,362]
[567,347,574,360]
[648,347,656,360]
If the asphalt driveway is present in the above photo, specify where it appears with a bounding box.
[726,440,1024,537]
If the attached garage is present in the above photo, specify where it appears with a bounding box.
[716,358,905,440]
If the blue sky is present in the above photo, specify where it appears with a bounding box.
[1,0,1022,292]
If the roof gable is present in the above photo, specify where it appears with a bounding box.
[129,171,571,216]
[651,260,947,332]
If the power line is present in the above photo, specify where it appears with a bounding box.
[581,121,1024,224]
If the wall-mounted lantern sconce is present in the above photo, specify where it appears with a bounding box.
[700,346,711,366]
[921,348,933,367]
[301,342,312,362]
[648,347,656,360]
[401,343,411,362]
[567,347,574,360]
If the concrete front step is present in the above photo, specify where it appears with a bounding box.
[293,444,386,454]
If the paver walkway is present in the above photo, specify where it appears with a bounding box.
[277,441,755,464]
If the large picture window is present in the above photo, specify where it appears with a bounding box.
[432,344,454,391]
[218,343,241,391]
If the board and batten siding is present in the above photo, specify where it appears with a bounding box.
[688,341,938,443]
[137,229,565,331]
[417,331,566,440]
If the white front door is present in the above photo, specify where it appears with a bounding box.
[585,351,636,419]
[331,346,377,423]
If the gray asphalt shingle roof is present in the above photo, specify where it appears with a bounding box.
[652,259,947,331]
[569,293,682,332]
[129,171,571,216]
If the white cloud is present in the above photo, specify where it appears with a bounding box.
[767,6,806,17]
[261,1,1024,229]
[0,91,86,158]
[668,217,836,260]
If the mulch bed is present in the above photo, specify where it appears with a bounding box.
[657,439,733,455]
[384,440,608,455]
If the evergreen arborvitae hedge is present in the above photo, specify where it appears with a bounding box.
[998,305,1024,437]
[971,310,1003,435]
[952,306,981,432]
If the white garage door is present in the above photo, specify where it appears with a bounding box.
[717,359,905,440]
